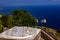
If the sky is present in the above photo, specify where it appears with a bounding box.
[0,0,60,7]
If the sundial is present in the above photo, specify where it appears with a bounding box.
[0,26,41,40]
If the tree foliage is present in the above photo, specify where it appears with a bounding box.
[0,18,2,33]
[12,10,37,27]
[1,14,12,28]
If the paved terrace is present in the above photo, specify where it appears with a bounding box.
[0,26,55,40]
[0,26,41,40]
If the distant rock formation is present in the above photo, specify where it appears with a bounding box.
[41,18,46,23]
[41,18,47,26]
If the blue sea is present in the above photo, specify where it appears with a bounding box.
[0,5,60,30]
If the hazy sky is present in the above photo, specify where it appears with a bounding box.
[0,0,60,7]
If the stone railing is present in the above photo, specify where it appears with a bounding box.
[41,30,55,40]
[34,29,56,40]
[34,30,41,40]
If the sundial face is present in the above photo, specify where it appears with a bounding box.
[0,26,41,40]
[5,27,37,37]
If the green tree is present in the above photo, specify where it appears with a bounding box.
[12,10,20,26]
[12,10,37,27]
[1,14,12,28]
[7,15,12,28]
[0,18,2,33]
